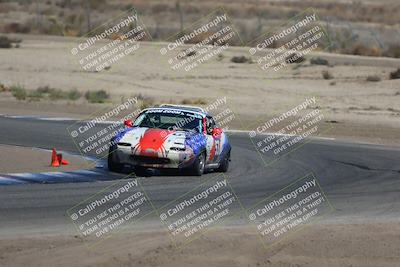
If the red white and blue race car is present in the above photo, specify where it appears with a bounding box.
[108,104,231,175]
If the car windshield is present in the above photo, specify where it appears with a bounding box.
[134,110,203,133]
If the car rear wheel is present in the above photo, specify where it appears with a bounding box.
[108,145,124,173]
[217,150,230,173]
[191,152,205,176]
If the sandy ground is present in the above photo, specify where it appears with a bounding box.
[0,34,398,266]
[0,34,399,146]
[0,144,89,173]
[0,222,399,267]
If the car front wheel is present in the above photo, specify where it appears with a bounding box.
[108,145,124,173]
[191,152,205,176]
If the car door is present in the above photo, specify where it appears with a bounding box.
[205,116,221,163]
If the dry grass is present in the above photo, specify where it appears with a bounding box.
[0,0,399,58]
[366,75,381,82]
[181,98,207,105]
[390,68,400,80]
[350,43,382,57]
[132,93,155,109]
[231,55,252,64]
[310,57,329,66]
[322,70,334,80]
[0,83,9,92]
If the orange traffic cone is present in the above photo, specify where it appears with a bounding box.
[51,148,60,167]
[57,153,70,165]
[57,153,62,163]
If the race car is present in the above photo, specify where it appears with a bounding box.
[107,104,231,176]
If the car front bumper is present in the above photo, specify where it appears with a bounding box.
[113,146,195,169]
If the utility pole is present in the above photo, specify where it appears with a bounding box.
[176,1,184,33]
[84,1,92,33]
[35,0,41,29]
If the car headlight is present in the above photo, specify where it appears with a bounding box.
[117,142,131,147]
[170,146,186,151]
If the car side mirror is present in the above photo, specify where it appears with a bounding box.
[124,119,133,127]
[212,127,222,137]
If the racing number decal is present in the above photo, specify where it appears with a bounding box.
[207,135,221,163]
[214,139,221,156]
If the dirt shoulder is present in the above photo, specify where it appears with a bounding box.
[0,97,100,119]
[0,34,399,146]
[0,222,398,267]
[0,144,89,173]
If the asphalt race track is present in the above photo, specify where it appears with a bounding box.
[0,116,399,236]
